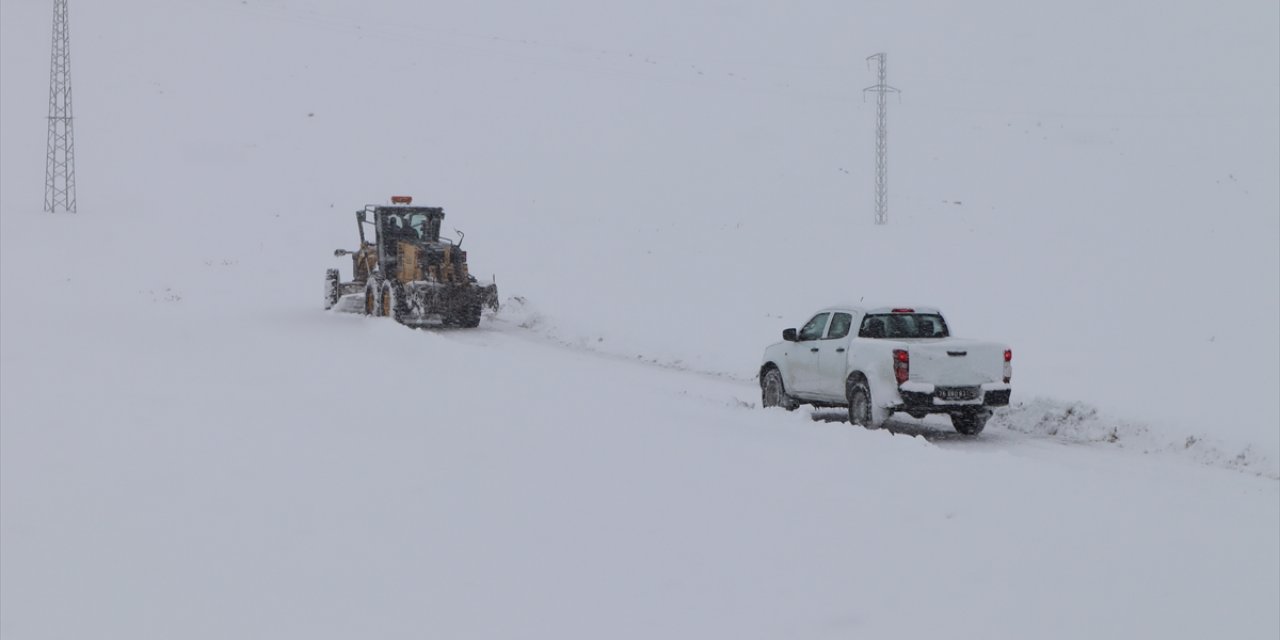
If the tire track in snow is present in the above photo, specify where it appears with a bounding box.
[394,297,1280,480]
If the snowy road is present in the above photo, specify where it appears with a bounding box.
[3,286,1277,639]
[0,211,1274,639]
[479,310,1278,478]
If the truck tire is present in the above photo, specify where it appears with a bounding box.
[846,377,885,429]
[323,269,340,310]
[761,368,799,411]
[951,409,991,436]
[382,282,405,323]
[364,278,383,317]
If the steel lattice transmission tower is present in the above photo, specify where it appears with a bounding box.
[44,0,77,213]
[862,53,898,225]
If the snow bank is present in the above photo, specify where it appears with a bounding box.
[992,398,1280,479]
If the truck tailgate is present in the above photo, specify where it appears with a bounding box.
[906,339,1005,386]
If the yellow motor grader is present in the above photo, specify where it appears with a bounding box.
[324,196,498,327]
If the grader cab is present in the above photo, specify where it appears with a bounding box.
[324,196,498,327]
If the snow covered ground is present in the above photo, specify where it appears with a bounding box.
[2,0,1277,638]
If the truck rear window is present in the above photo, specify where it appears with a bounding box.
[859,313,949,339]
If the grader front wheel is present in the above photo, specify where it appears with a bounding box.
[364,279,382,317]
[381,283,404,323]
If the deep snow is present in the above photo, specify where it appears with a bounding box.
[2,0,1278,638]
[2,211,1278,639]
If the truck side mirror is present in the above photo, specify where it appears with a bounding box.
[782,328,798,342]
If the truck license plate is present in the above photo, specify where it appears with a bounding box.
[938,387,979,401]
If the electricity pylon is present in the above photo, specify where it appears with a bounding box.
[863,53,898,225]
[45,0,77,213]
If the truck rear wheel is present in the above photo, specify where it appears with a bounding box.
[951,409,991,436]
[846,377,885,429]
[761,368,798,411]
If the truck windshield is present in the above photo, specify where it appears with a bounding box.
[858,313,949,339]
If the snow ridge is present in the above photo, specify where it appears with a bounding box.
[992,398,1280,480]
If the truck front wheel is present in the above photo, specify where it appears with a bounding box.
[761,368,798,411]
[951,409,991,436]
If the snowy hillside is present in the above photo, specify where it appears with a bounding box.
[2,0,1277,638]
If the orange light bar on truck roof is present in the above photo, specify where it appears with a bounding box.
[391,195,413,204]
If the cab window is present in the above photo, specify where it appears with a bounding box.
[826,313,853,340]
[859,313,950,338]
[798,313,830,342]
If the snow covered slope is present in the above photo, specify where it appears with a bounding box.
[1,0,1277,638]
[2,212,1277,639]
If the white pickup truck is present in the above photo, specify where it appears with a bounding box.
[759,306,1011,435]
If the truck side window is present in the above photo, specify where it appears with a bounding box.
[798,313,830,341]
[826,313,852,339]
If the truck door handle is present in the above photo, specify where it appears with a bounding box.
[810,348,819,352]
[836,348,846,353]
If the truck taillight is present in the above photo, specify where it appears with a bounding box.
[1003,349,1012,383]
[893,349,909,385]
